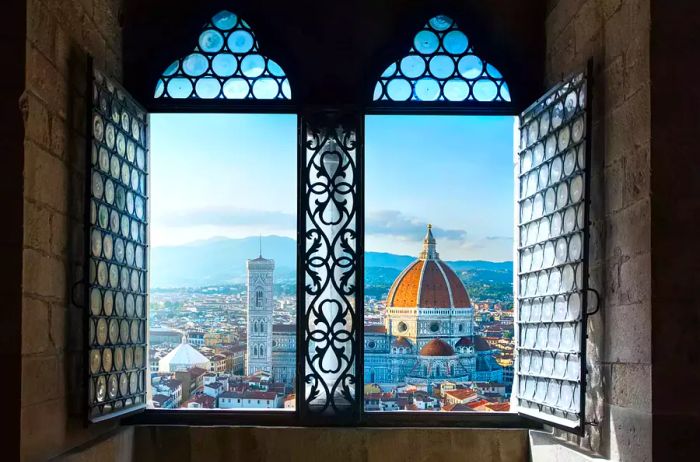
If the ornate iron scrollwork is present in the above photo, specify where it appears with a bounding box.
[299,112,362,421]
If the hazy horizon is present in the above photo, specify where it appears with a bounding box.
[151,114,515,261]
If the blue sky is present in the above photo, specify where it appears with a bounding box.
[151,114,515,261]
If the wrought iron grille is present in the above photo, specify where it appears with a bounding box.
[87,66,149,422]
[515,71,590,430]
[299,112,362,422]
[155,10,291,100]
[373,15,510,103]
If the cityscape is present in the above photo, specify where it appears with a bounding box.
[147,230,514,411]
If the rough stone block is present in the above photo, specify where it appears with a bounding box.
[24,142,69,213]
[605,363,651,412]
[26,45,68,119]
[601,160,622,215]
[617,252,650,305]
[608,404,652,461]
[23,93,51,150]
[22,296,51,355]
[605,199,650,259]
[604,301,651,364]
[24,200,52,253]
[574,0,602,54]
[23,248,67,301]
[622,144,649,207]
[21,354,60,406]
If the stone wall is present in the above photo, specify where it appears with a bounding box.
[134,427,528,462]
[21,0,125,460]
[543,0,651,460]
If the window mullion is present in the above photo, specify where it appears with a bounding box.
[297,110,363,425]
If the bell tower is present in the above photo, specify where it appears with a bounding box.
[246,251,275,375]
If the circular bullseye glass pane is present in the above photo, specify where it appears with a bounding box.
[199,29,224,52]
[381,63,396,78]
[222,78,249,99]
[444,79,468,101]
[400,55,425,78]
[473,78,498,101]
[167,78,193,98]
[414,30,439,54]
[252,78,279,99]
[212,10,237,30]
[458,55,483,79]
[570,175,584,202]
[96,376,106,402]
[415,78,440,101]
[241,54,265,78]
[195,78,221,99]
[212,54,237,76]
[429,55,455,78]
[281,79,291,99]
[552,102,564,128]
[429,15,453,31]
[443,30,468,54]
[387,79,412,101]
[97,318,108,345]
[182,53,208,76]
[90,288,102,316]
[228,30,254,53]
[486,64,503,79]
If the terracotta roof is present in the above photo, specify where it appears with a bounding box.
[392,337,412,348]
[442,403,474,412]
[467,399,490,409]
[385,227,471,308]
[445,389,477,400]
[487,402,511,412]
[455,336,473,347]
[419,338,455,357]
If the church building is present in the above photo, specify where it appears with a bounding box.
[364,225,503,387]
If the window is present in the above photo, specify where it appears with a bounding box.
[155,10,290,100]
[87,8,591,431]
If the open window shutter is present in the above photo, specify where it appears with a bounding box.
[513,69,591,432]
[86,63,149,422]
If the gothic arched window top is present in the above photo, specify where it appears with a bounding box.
[373,15,510,104]
[155,10,291,100]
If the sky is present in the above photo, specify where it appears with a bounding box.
[151,113,515,261]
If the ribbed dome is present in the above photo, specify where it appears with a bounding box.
[455,336,473,347]
[386,225,471,308]
[419,338,455,357]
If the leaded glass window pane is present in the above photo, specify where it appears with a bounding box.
[301,113,361,421]
[514,71,589,430]
[373,15,510,103]
[155,10,291,100]
[88,66,149,422]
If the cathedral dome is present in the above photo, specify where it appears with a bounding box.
[386,225,471,308]
[419,338,455,357]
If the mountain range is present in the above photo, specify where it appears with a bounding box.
[150,236,512,289]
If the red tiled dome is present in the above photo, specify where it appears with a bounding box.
[419,338,455,357]
[386,225,471,308]
[455,336,473,347]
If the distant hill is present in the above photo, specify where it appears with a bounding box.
[151,236,512,289]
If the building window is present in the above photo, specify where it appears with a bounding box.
[155,10,290,100]
[88,7,590,431]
